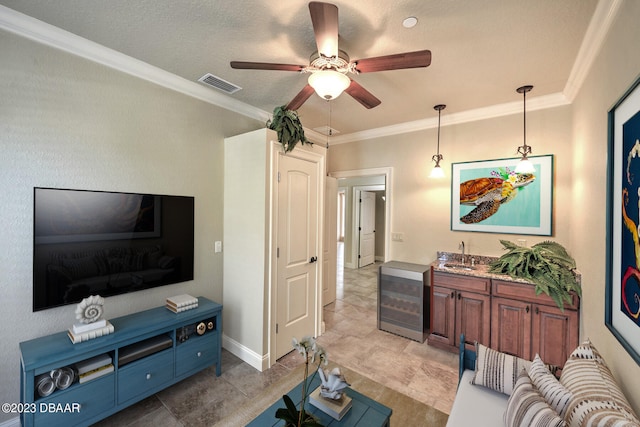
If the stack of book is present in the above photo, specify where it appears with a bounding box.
[166,294,198,313]
[74,353,114,384]
[67,319,114,344]
[309,387,353,421]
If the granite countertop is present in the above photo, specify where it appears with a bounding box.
[431,251,535,284]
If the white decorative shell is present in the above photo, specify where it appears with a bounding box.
[75,295,105,324]
[318,367,350,400]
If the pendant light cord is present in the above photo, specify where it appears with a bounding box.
[516,85,533,157]
[523,88,527,150]
[436,107,441,156]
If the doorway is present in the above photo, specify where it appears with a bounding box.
[329,168,392,307]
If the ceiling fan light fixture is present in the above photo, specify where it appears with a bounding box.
[308,69,350,100]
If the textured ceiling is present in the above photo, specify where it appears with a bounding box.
[0,0,599,140]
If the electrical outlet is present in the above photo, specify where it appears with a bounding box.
[391,232,404,242]
[214,241,223,253]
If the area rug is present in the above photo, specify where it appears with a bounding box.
[214,364,449,427]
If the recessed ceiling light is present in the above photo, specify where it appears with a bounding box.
[403,16,418,28]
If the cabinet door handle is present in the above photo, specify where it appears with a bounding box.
[457,292,461,300]
[197,351,202,357]
[146,373,152,380]
[309,256,318,263]
[535,307,539,315]
[526,305,530,313]
[451,291,455,298]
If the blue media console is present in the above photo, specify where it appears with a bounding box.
[19,297,222,427]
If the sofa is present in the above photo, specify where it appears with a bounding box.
[446,335,640,427]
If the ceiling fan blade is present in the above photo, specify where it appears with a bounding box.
[354,50,432,73]
[344,79,381,109]
[309,2,339,58]
[286,84,316,111]
[230,61,305,72]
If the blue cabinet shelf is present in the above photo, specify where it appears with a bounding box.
[19,297,222,427]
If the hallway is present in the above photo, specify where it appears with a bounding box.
[312,246,459,414]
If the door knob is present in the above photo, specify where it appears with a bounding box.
[309,256,318,263]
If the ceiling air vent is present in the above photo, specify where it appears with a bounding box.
[198,73,242,94]
[313,125,340,136]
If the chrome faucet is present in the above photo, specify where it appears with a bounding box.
[459,241,465,264]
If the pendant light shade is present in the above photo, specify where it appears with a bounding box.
[430,104,446,178]
[515,85,536,174]
[308,70,350,100]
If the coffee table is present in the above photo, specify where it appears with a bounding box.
[247,374,392,426]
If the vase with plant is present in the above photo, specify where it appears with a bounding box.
[275,336,327,427]
[267,105,312,153]
[488,240,581,311]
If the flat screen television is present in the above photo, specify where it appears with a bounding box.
[33,187,194,311]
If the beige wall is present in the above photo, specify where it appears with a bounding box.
[327,0,640,413]
[570,0,640,412]
[0,30,260,422]
[329,105,574,264]
[2,1,640,421]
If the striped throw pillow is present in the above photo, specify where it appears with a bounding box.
[529,354,572,418]
[472,342,532,395]
[504,370,566,427]
[560,339,640,427]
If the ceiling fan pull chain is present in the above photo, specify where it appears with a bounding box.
[326,100,332,149]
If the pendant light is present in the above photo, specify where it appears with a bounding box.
[515,85,536,174]
[430,104,446,178]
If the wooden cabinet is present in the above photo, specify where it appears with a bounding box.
[491,297,533,360]
[491,279,579,367]
[429,284,456,347]
[531,303,579,367]
[428,271,491,351]
[429,271,580,367]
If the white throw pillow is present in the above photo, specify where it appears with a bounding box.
[529,354,572,418]
[504,370,566,427]
[472,342,532,395]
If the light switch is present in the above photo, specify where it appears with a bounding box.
[391,232,404,242]
[214,241,223,253]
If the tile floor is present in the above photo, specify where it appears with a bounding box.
[318,255,458,415]
[95,251,458,426]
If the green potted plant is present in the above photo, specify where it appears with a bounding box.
[267,105,312,153]
[488,240,581,311]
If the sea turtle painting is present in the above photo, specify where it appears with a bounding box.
[459,171,535,224]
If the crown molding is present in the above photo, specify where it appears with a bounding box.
[328,92,570,145]
[0,5,270,124]
[0,1,621,144]
[563,0,623,102]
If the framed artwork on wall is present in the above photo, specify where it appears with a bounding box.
[451,155,553,235]
[606,75,640,364]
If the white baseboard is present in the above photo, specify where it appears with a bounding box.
[0,416,20,427]
[222,333,270,372]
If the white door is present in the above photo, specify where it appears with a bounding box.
[323,177,338,306]
[276,154,319,359]
[358,191,376,268]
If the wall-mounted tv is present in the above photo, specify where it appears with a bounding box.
[33,187,194,311]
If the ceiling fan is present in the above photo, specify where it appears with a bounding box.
[230,1,431,110]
